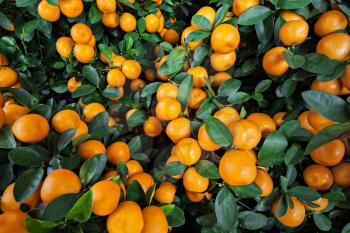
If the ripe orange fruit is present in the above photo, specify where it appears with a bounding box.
[156,83,178,101]
[70,23,92,44]
[128,172,154,193]
[3,104,29,126]
[120,13,137,32]
[155,55,169,81]
[183,167,209,193]
[125,160,143,177]
[340,64,350,89]
[156,97,181,121]
[213,106,240,126]
[280,10,305,22]
[314,10,348,37]
[233,0,259,17]
[187,66,208,88]
[67,76,82,93]
[0,210,28,233]
[210,51,237,72]
[1,183,40,212]
[0,67,17,87]
[125,109,138,123]
[145,69,156,82]
[142,206,168,233]
[229,119,262,150]
[41,169,82,203]
[166,117,191,143]
[38,0,60,22]
[331,161,350,187]
[96,0,116,13]
[307,109,336,131]
[109,86,124,101]
[211,24,240,53]
[0,94,4,108]
[0,53,9,66]
[310,139,345,166]
[247,113,276,138]
[244,149,257,163]
[145,14,160,33]
[272,196,305,227]
[198,124,221,151]
[173,138,201,166]
[188,88,207,109]
[58,0,84,18]
[279,20,309,46]
[0,108,4,128]
[213,72,231,86]
[219,150,257,185]
[107,201,144,233]
[316,32,350,61]
[130,79,145,91]
[78,140,106,161]
[181,26,204,51]
[191,6,216,30]
[154,181,176,204]
[298,111,317,135]
[166,154,184,179]
[12,114,49,144]
[74,44,95,63]
[73,120,88,139]
[110,54,126,67]
[186,190,205,202]
[311,79,341,95]
[163,29,179,45]
[273,112,286,127]
[90,180,120,216]
[143,116,162,137]
[52,109,81,134]
[303,164,333,191]
[102,12,119,28]
[254,168,273,197]
[83,103,106,122]
[121,60,142,80]
[56,37,73,58]
[107,141,130,165]
[304,198,329,212]
[88,36,96,46]
[107,69,126,87]
[262,47,289,76]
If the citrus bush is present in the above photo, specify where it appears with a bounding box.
[0,0,350,232]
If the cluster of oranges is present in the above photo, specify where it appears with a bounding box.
[38,0,84,22]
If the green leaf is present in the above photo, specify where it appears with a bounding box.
[25,218,59,233]
[185,30,211,42]
[164,161,187,176]
[137,17,146,33]
[255,14,274,44]
[302,53,341,75]
[284,144,304,165]
[8,147,49,166]
[0,11,12,30]
[9,88,33,107]
[283,51,305,69]
[324,191,346,201]
[127,109,147,128]
[313,213,332,231]
[230,183,262,198]
[160,42,173,52]
[57,129,76,152]
[22,20,39,41]
[177,74,193,111]
[89,4,103,24]
[98,44,113,63]
[227,92,250,104]
[66,191,93,223]
[47,0,58,5]
[205,116,232,147]
[237,6,272,26]
[218,79,241,97]
[42,194,80,221]
[341,223,350,233]
[215,186,237,230]
[15,0,33,7]
[166,205,185,227]
[196,213,217,228]
[278,0,313,9]
[214,4,230,27]
[302,90,350,123]
[196,99,216,120]
[80,154,107,186]
[280,79,297,98]
[317,62,345,82]
[14,168,44,202]
[126,180,146,202]
[0,164,14,190]
[258,131,288,167]
[193,44,210,66]
[141,82,162,98]
[239,211,268,230]
[160,204,175,216]
[72,85,96,98]
[160,48,186,76]
[143,33,162,43]
[82,65,100,87]
[0,125,16,149]
[192,15,212,30]
[305,123,350,154]
[195,160,220,179]
[255,80,272,93]
[89,112,109,132]
[279,120,300,139]
[102,87,121,99]
[288,186,321,201]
